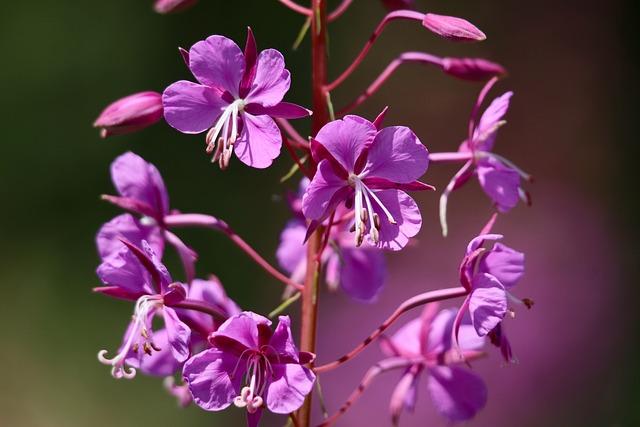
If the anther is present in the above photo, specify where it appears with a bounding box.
[373,213,381,229]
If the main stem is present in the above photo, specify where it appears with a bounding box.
[298,1,328,426]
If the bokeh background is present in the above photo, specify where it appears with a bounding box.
[1,0,637,426]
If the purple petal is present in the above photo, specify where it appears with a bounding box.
[245,49,291,107]
[162,80,227,134]
[476,157,521,212]
[474,92,513,151]
[239,27,258,98]
[362,126,429,183]
[245,102,311,119]
[469,273,507,336]
[163,307,191,363]
[96,214,163,261]
[370,190,422,251]
[269,316,299,363]
[389,367,420,424]
[212,312,271,353]
[96,247,151,294]
[427,366,487,422]
[324,253,340,291]
[422,13,486,42]
[276,220,307,274]
[479,242,525,289]
[301,160,350,221]
[339,247,386,302]
[314,116,377,172]
[125,329,181,376]
[189,35,244,96]
[265,364,315,414]
[183,348,241,411]
[110,152,169,216]
[387,318,422,357]
[234,113,282,168]
[178,277,241,335]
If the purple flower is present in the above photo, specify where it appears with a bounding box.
[302,113,433,251]
[183,312,315,426]
[96,240,191,379]
[153,0,198,14]
[277,179,386,302]
[162,29,311,169]
[422,13,486,42]
[436,82,532,235]
[93,91,163,138]
[98,151,198,281]
[452,219,526,363]
[380,305,487,424]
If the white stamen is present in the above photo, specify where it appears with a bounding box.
[206,99,245,166]
[348,174,397,246]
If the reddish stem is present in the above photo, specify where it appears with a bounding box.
[276,117,309,148]
[163,213,303,291]
[327,0,353,22]
[278,0,312,15]
[314,286,468,373]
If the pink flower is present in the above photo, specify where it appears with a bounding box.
[162,29,311,169]
[302,113,434,251]
[93,91,163,138]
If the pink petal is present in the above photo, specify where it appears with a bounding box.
[302,160,350,221]
[371,190,422,251]
[427,366,487,422]
[269,316,299,363]
[314,116,377,172]
[479,242,525,289]
[339,247,386,302]
[265,364,315,414]
[476,158,521,212]
[183,348,241,411]
[96,213,163,260]
[474,91,513,151]
[163,307,191,363]
[276,220,307,274]
[245,101,311,119]
[245,49,291,107]
[469,273,507,336]
[422,13,486,42]
[387,318,422,357]
[162,80,227,134]
[234,113,282,168]
[189,35,244,95]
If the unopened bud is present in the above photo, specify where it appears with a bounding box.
[153,0,198,14]
[93,91,163,138]
[442,57,505,81]
[422,13,486,42]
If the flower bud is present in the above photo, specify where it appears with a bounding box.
[153,0,198,14]
[441,57,506,81]
[93,91,163,138]
[381,0,415,11]
[422,13,486,42]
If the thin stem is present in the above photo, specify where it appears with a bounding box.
[314,286,468,373]
[327,0,353,22]
[171,299,228,324]
[428,151,473,163]
[338,52,443,115]
[298,1,329,425]
[278,0,312,15]
[269,292,302,318]
[325,10,426,92]
[164,214,303,291]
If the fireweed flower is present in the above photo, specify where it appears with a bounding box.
[452,224,526,363]
[99,151,198,280]
[433,80,532,235]
[183,312,315,426]
[302,114,434,251]
[277,179,386,302]
[93,91,163,138]
[96,240,191,379]
[163,29,311,169]
[380,305,487,424]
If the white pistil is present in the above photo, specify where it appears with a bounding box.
[206,99,245,168]
[97,294,163,380]
[233,354,272,414]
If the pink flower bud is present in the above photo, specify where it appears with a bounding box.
[441,57,506,81]
[381,0,415,11]
[422,13,486,42]
[93,91,163,138]
[153,0,198,14]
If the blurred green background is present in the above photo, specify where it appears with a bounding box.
[0,0,638,426]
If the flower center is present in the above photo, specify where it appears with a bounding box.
[97,294,164,379]
[233,352,274,414]
[205,98,246,169]
[348,174,396,247]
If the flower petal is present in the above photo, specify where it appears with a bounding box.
[245,102,311,119]
[162,80,227,134]
[212,312,271,353]
[125,328,181,376]
[96,214,163,261]
[469,273,507,336]
[163,307,191,363]
[314,116,377,172]
[387,318,422,357]
[339,247,386,302]
[269,316,299,363]
[476,157,521,213]
[183,348,241,411]
[302,160,350,221]
[479,242,525,289]
[265,364,315,414]
[427,366,487,422]
[474,91,513,151]
[245,49,291,107]
[111,152,170,215]
[189,35,244,95]
[276,220,307,274]
[370,190,422,251]
[96,246,151,294]
[362,126,429,183]
[234,113,282,168]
